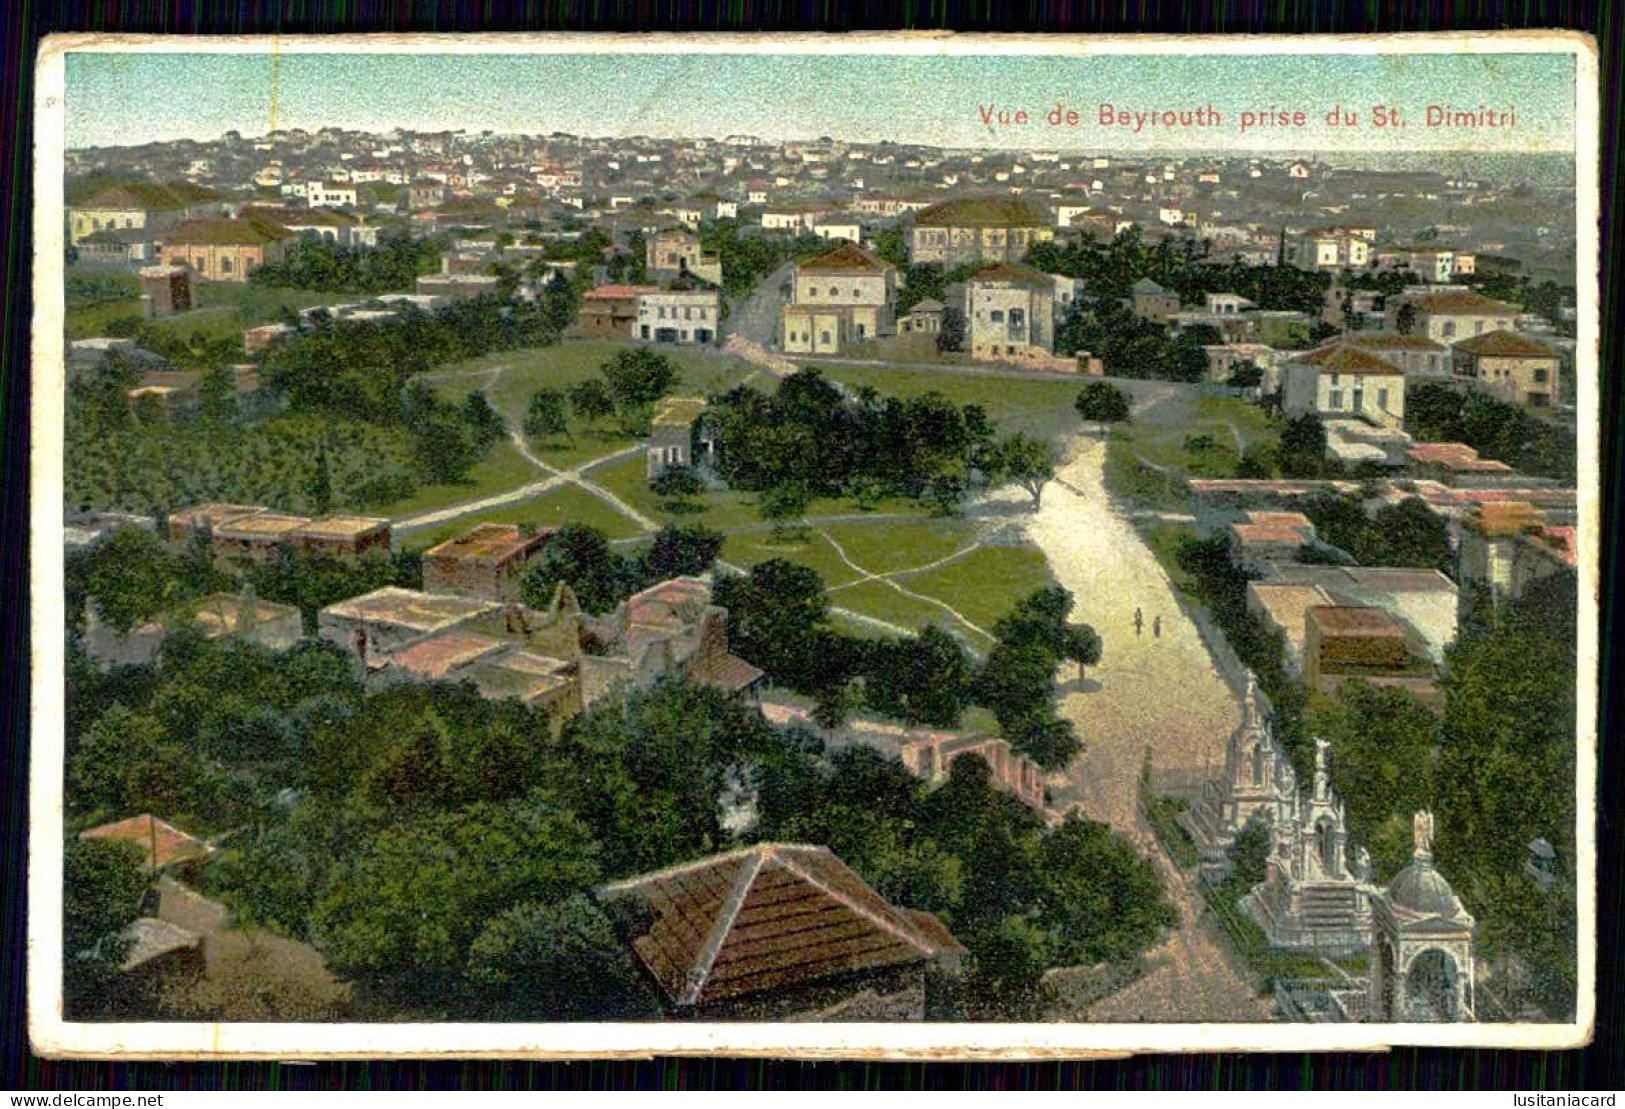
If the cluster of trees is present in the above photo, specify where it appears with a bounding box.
[66,608,1172,1019]
[1054,299,1218,382]
[755,741,1176,1007]
[715,560,1098,770]
[699,219,826,299]
[706,369,1052,516]
[524,348,681,445]
[261,298,554,425]
[1406,382,1577,482]
[1025,226,1334,314]
[66,267,139,308]
[1297,493,1453,571]
[516,523,724,615]
[249,232,443,295]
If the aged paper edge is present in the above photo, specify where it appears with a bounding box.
[27,29,1602,1061]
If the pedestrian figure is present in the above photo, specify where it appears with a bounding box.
[1134,608,1144,636]
[1153,615,1162,639]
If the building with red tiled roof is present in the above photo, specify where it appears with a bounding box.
[598,843,965,1019]
[909,197,1054,267]
[80,814,209,873]
[1385,288,1519,345]
[782,243,897,356]
[160,216,295,282]
[1457,500,1578,611]
[1451,330,1560,408]
[1281,343,1407,430]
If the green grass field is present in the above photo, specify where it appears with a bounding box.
[65,275,353,342]
[818,518,983,578]
[900,545,1054,636]
[827,578,965,639]
[405,482,646,551]
[819,364,1088,445]
[368,439,539,519]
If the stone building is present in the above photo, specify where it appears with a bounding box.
[421,523,555,602]
[1384,288,1519,345]
[645,397,713,478]
[780,242,896,356]
[574,284,659,339]
[1455,501,1576,613]
[908,197,1053,268]
[597,843,965,1021]
[1283,227,1374,272]
[319,587,502,669]
[966,263,1055,362]
[1130,277,1180,321]
[68,181,225,245]
[644,226,722,284]
[1450,330,1561,408]
[1280,343,1407,430]
[633,290,720,345]
[137,265,192,316]
[576,577,763,709]
[1367,812,1478,1022]
[160,217,293,283]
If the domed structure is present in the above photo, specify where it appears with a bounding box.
[1387,856,1465,918]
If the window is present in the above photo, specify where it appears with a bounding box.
[829,286,838,297]
[820,331,831,345]
[807,286,817,297]
[1442,322,1456,338]
[1378,388,1390,410]
[220,257,232,273]
[1534,368,1549,383]
[1328,390,1344,409]
[990,310,1005,323]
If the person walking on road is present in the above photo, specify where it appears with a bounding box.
[1134,607,1144,637]
[1153,615,1162,639]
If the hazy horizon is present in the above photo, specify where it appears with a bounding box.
[65,50,1577,155]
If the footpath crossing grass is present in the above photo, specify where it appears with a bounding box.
[406,483,647,550]
[369,439,538,520]
[819,363,1088,446]
[899,545,1054,635]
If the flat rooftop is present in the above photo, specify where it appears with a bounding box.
[298,515,391,540]
[1307,605,1406,636]
[216,512,312,539]
[388,631,506,680]
[323,587,499,632]
[191,593,300,639]
[425,522,550,564]
[171,503,266,529]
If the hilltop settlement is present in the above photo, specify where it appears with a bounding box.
[60,127,1578,1026]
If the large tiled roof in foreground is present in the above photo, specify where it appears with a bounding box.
[599,843,964,1007]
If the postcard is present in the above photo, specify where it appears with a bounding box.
[29,31,1599,1058]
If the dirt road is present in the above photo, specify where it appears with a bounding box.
[1017,432,1271,1022]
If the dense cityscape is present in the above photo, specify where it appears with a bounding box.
[58,120,1580,1027]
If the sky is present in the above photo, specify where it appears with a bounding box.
[64,49,1577,154]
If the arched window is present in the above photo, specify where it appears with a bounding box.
[1251,744,1264,785]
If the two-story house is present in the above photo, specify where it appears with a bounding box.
[779,242,896,355]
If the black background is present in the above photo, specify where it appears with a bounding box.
[2,0,1618,1091]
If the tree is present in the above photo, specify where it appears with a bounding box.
[361,714,453,811]
[936,306,967,352]
[649,465,704,502]
[408,406,480,484]
[865,626,972,728]
[306,439,334,516]
[197,363,236,427]
[1395,301,1418,335]
[713,559,834,692]
[468,895,653,1019]
[83,527,178,634]
[758,481,811,540]
[600,348,678,413]
[461,391,507,451]
[1035,814,1178,966]
[990,433,1055,509]
[642,524,723,579]
[993,586,1102,676]
[1074,381,1132,435]
[568,379,615,424]
[523,387,572,445]
[1370,496,1453,571]
[518,525,643,615]
[311,798,601,992]
[1228,813,1272,890]
[1276,413,1328,478]
[64,837,150,1013]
